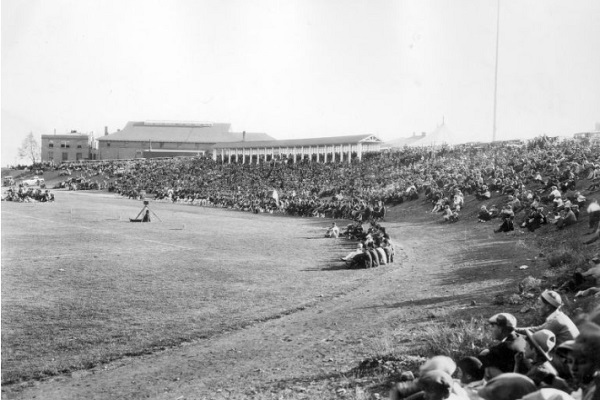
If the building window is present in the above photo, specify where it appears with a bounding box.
[61,141,65,148]
[76,153,82,160]
[49,141,54,148]
[106,142,111,147]
[66,141,70,148]
[62,152,68,161]
[48,151,54,160]
[77,144,82,149]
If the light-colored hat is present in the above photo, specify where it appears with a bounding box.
[555,340,576,356]
[419,355,457,375]
[489,313,517,329]
[478,373,536,400]
[540,290,563,308]
[418,370,453,393]
[525,329,556,362]
[519,388,575,400]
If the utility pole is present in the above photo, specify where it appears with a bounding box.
[492,0,500,142]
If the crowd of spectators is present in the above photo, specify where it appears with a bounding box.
[390,288,600,399]
[2,186,54,202]
[100,136,600,235]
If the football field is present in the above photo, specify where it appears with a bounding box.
[1,191,374,384]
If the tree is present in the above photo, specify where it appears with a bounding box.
[18,132,41,165]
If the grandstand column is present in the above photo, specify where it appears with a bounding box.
[347,145,351,164]
[357,142,362,161]
[212,148,217,161]
[242,150,246,164]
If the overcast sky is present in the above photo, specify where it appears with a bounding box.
[2,0,599,165]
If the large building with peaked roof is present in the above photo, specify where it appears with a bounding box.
[96,121,273,160]
[94,120,383,163]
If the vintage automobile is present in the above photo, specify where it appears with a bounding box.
[3,176,15,186]
[21,176,45,187]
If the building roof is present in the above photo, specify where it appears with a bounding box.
[42,134,89,140]
[97,121,273,143]
[213,134,382,149]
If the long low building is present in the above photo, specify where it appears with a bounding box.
[94,121,383,163]
[212,134,383,164]
[96,121,273,160]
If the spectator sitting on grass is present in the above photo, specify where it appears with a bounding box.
[478,313,526,379]
[456,356,486,395]
[390,356,467,400]
[340,243,364,262]
[477,373,537,400]
[514,329,562,388]
[325,222,340,238]
[574,257,600,298]
[570,321,600,400]
[443,205,459,223]
[478,205,492,222]
[494,206,515,233]
[417,370,464,400]
[556,207,577,230]
[516,290,579,347]
[552,340,576,388]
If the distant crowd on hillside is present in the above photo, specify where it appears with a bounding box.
[1,187,54,202]
[97,136,600,240]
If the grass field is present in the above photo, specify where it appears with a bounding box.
[1,191,374,384]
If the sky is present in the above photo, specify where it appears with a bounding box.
[2,0,600,166]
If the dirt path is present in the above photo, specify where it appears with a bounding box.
[6,214,536,400]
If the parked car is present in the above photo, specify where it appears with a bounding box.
[21,176,45,187]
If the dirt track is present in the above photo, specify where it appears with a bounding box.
[5,203,539,400]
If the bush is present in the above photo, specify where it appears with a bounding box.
[415,318,493,361]
[546,239,589,269]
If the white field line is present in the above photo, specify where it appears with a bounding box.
[2,210,194,251]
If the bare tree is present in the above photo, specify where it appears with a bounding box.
[18,132,41,165]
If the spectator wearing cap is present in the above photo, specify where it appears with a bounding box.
[570,322,600,400]
[553,340,576,385]
[477,373,537,400]
[514,329,562,388]
[516,291,579,347]
[478,313,527,378]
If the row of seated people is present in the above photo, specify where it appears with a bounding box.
[1,186,55,202]
[330,222,396,269]
[390,288,600,400]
